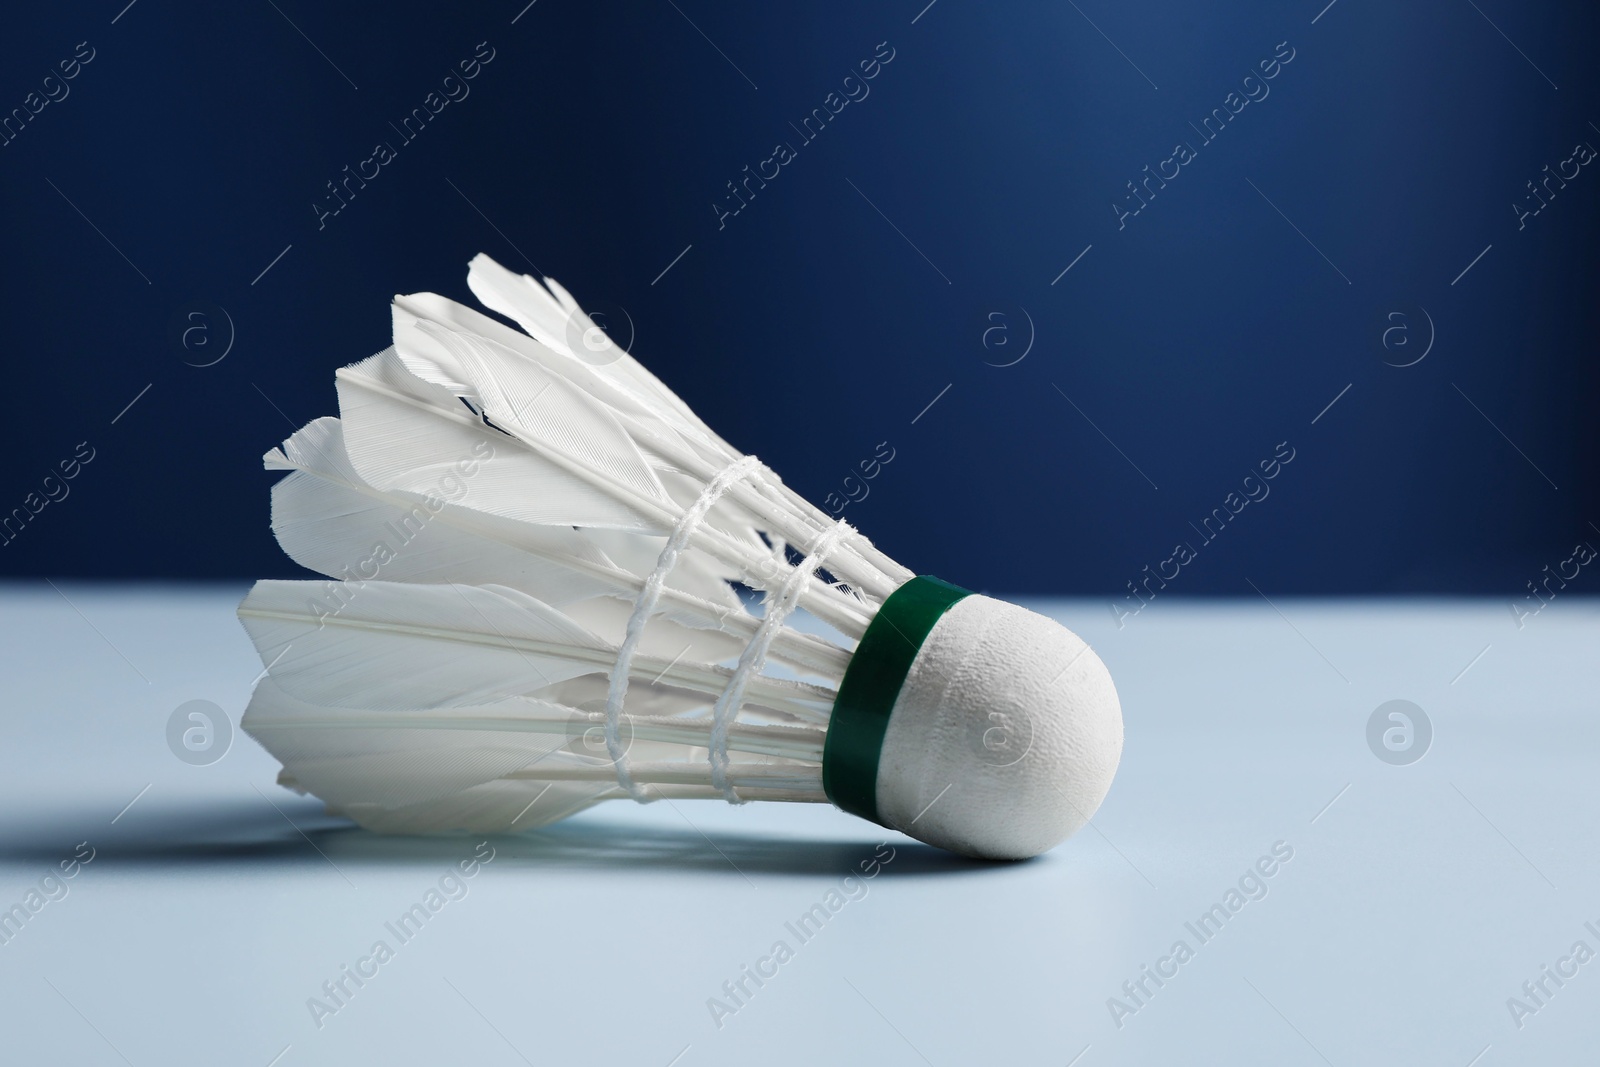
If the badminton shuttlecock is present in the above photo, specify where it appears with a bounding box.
[237,254,1122,860]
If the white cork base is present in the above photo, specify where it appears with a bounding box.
[874,595,1123,860]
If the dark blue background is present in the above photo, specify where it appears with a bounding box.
[2,0,1595,598]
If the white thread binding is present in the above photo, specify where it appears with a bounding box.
[708,519,852,803]
[605,456,761,800]
[746,464,876,599]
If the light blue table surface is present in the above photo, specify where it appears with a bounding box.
[0,584,1594,1066]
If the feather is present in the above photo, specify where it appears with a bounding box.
[236,252,917,839]
[238,579,836,720]
[238,580,610,711]
[393,292,702,459]
[394,302,764,552]
[269,417,616,604]
[264,417,849,676]
[243,679,579,812]
[392,315,674,509]
[465,253,709,435]
[336,349,662,531]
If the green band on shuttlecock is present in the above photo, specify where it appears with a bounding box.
[823,575,973,824]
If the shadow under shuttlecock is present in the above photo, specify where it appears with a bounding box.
[481,818,998,877]
[0,797,1003,877]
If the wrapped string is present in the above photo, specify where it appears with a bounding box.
[605,456,761,799]
[708,519,852,802]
